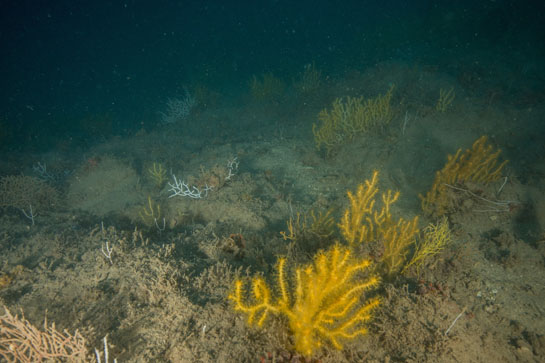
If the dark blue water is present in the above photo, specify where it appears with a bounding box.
[2,0,543,152]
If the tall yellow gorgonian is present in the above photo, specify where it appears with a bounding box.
[249,73,285,102]
[435,87,455,112]
[280,208,335,243]
[403,216,452,275]
[339,170,420,276]
[339,170,399,247]
[312,85,394,153]
[148,162,167,188]
[420,135,508,216]
[229,244,380,357]
[138,195,161,226]
[381,216,420,276]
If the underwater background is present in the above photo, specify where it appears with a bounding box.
[1,0,544,361]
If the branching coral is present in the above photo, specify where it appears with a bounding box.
[229,244,380,357]
[381,216,420,276]
[148,163,167,188]
[249,73,285,102]
[436,87,455,112]
[403,217,452,275]
[0,306,89,362]
[338,170,419,276]
[139,195,161,226]
[294,62,322,94]
[280,208,335,243]
[0,175,59,210]
[312,86,394,153]
[339,171,400,246]
[420,135,508,216]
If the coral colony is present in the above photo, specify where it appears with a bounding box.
[226,157,239,180]
[167,175,212,199]
[230,160,503,356]
[159,88,196,125]
[230,244,380,357]
[168,157,239,199]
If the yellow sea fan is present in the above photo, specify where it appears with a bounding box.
[403,216,452,275]
[420,135,508,216]
[229,244,380,357]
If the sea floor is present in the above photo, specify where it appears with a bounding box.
[1,62,544,362]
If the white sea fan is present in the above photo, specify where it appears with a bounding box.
[159,88,196,124]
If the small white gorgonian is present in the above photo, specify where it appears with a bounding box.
[159,88,196,124]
